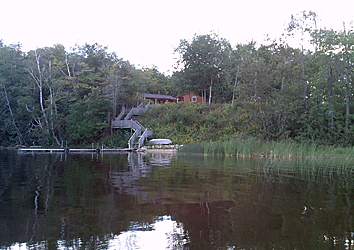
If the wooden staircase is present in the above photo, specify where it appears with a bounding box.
[111,102,153,149]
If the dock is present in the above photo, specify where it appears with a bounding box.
[18,148,133,153]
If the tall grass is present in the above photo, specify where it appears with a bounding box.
[179,138,354,161]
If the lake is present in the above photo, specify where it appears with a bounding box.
[0,149,353,249]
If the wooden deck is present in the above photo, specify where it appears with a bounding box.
[18,148,134,153]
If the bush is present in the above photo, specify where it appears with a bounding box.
[100,129,132,148]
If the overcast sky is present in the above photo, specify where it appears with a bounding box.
[1,0,353,74]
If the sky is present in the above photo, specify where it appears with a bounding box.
[1,0,354,74]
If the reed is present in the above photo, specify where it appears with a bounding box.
[262,157,354,176]
[179,138,354,161]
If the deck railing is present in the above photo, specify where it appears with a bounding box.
[111,120,133,129]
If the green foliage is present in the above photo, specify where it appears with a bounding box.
[100,129,132,148]
[0,42,28,146]
[0,40,174,147]
[138,103,261,144]
[174,33,232,103]
[66,89,110,145]
[1,15,354,148]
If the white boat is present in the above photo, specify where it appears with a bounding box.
[149,139,172,145]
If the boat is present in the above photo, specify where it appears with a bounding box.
[148,139,172,145]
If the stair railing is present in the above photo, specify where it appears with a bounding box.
[138,128,149,148]
[124,108,134,120]
[116,106,126,121]
[128,129,140,149]
[144,101,151,112]
[133,120,145,131]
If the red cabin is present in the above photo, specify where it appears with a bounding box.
[176,93,202,104]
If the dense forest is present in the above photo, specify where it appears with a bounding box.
[1,11,354,147]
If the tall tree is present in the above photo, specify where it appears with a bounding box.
[175,33,232,105]
[106,59,137,117]
[287,10,318,111]
[310,26,354,144]
[0,42,26,145]
[340,23,354,133]
[25,47,65,146]
[65,88,110,144]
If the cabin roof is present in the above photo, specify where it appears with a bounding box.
[139,92,177,101]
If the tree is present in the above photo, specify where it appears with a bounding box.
[25,46,68,146]
[0,42,26,145]
[287,10,318,111]
[175,33,232,105]
[106,59,137,117]
[66,88,110,144]
[230,41,304,139]
[138,66,171,95]
[308,26,354,144]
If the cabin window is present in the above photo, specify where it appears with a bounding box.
[191,96,197,102]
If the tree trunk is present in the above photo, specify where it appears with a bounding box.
[65,53,71,77]
[327,67,334,129]
[203,87,207,105]
[48,84,61,146]
[1,83,25,145]
[253,69,258,101]
[208,77,213,106]
[345,76,350,130]
[27,50,63,146]
[47,60,61,146]
[232,67,239,106]
[28,51,50,136]
[343,23,350,132]
[301,56,307,110]
[281,74,285,93]
[280,67,286,134]
[112,76,119,118]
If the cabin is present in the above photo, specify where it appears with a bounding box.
[176,93,203,104]
[137,93,177,104]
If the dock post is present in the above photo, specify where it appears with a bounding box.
[65,141,69,154]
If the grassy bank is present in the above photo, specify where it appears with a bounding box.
[138,103,354,164]
[179,138,354,160]
[138,103,255,145]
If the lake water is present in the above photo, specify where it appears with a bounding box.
[0,149,353,249]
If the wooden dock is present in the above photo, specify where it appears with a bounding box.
[18,148,133,153]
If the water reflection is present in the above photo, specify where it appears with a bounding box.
[0,150,353,249]
[109,153,152,196]
[112,215,189,249]
[8,215,188,250]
